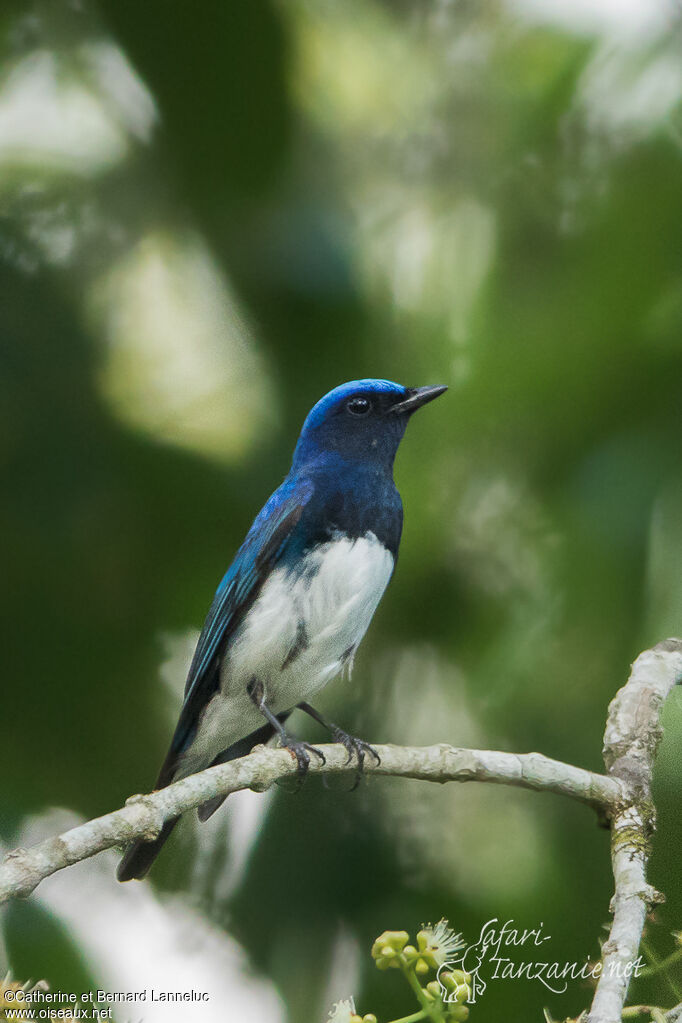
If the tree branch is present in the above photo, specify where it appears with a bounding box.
[2,640,680,1023]
[0,743,620,905]
[586,639,682,1023]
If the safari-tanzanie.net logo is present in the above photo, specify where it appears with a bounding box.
[435,917,645,1004]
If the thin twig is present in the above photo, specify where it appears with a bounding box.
[2,639,681,1023]
[0,742,620,905]
[586,640,682,1023]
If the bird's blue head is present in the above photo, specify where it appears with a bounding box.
[291,378,447,473]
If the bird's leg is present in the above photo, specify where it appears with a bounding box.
[247,679,325,778]
[297,701,380,782]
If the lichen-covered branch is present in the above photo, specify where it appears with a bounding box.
[2,640,680,1023]
[586,639,682,1023]
[0,742,620,905]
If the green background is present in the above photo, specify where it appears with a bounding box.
[2,1,682,1020]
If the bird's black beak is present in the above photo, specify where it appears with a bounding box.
[390,384,448,415]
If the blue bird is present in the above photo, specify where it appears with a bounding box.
[117,379,447,881]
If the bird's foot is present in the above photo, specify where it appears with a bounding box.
[331,726,380,787]
[279,732,326,781]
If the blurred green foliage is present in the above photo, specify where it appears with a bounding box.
[2,1,682,1020]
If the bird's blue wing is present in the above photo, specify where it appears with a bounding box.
[117,481,314,882]
[169,478,314,761]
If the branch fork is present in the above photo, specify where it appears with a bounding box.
[1,639,681,1023]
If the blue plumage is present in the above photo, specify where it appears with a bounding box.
[175,480,314,757]
[117,379,446,881]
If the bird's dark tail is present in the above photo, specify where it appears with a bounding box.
[117,713,290,881]
[116,817,180,882]
[197,715,290,821]
[117,745,182,882]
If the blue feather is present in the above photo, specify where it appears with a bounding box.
[117,378,446,882]
[173,477,314,756]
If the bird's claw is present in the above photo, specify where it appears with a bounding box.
[331,726,380,787]
[280,734,326,781]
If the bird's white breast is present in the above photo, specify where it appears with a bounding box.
[228,531,394,705]
[187,533,394,768]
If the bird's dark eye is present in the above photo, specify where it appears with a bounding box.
[346,397,372,417]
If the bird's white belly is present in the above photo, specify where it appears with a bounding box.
[189,533,393,766]
[228,532,394,705]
